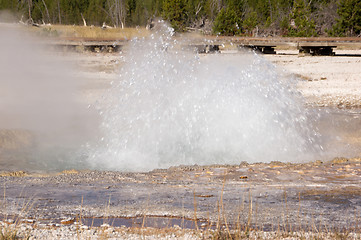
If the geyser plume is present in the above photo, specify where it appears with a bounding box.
[88,23,323,171]
[0,25,96,170]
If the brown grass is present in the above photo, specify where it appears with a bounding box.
[0,171,27,177]
[0,186,34,240]
[29,25,150,39]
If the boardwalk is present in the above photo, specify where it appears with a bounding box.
[49,36,361,55]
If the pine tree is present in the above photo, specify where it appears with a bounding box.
[286,0,317,37]
[242,11,258,36]
[213,7,240,35]
[330,0,361,36]
[162,0,186,31]
[0,0,357,36]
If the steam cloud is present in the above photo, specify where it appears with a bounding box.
[0,24,96,170]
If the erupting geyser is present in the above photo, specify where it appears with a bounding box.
[87,22,323,171]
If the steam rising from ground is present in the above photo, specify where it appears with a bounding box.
[87,23,323,171]
[0,24,95,170]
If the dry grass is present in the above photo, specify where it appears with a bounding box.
[29,24,150,39]
[0,227,20,240]
[0,186,34,240]
[192,173,361,240]
[0,171,27,177]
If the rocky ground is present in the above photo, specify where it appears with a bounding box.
[1,158,361,239]
[1,48,361,239]
[264,49,361,108]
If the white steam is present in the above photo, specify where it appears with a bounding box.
[87,23,323,171]
[0,24,95,170]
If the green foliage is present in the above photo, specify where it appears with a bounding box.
[184,0,206,26]
[40,27,59,37]
[227,0,244,15]
[286,0,317,37]
[280,15,290,35]
[86,0,108,26]
[162,0,186,31]
[242,11,258,36]
[213,7,240,35]
[127,0,161,26]
[0,0,358,36]
[0,0,18,10]
[330,0,361,36]
[204,0,218,20]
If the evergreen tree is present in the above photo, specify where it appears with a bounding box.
[85,0,108,26]
[227,0,244,16]
[162,0,186,31]
[286,0,317,36]
[132,1,147,26]
[0,0,358,36]
[184,0,206,26]
[204,0,220,21]
[213,7,240,35]
[150,0,163,16]
[242,10,258,36]
[330,0,361,36]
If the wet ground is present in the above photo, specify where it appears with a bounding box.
[1,157,360,231]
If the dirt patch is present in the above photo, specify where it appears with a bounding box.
[301,186,361,198]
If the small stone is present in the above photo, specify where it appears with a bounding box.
[20,226,27,231]
[60,218,75,225]
[314,160,323,165]
[81,225,89,230]
[6,219,14,224]
[37,223,47,228]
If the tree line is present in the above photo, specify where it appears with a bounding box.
[0,0,360,37]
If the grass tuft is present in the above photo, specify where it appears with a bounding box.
[0,228,18,240]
